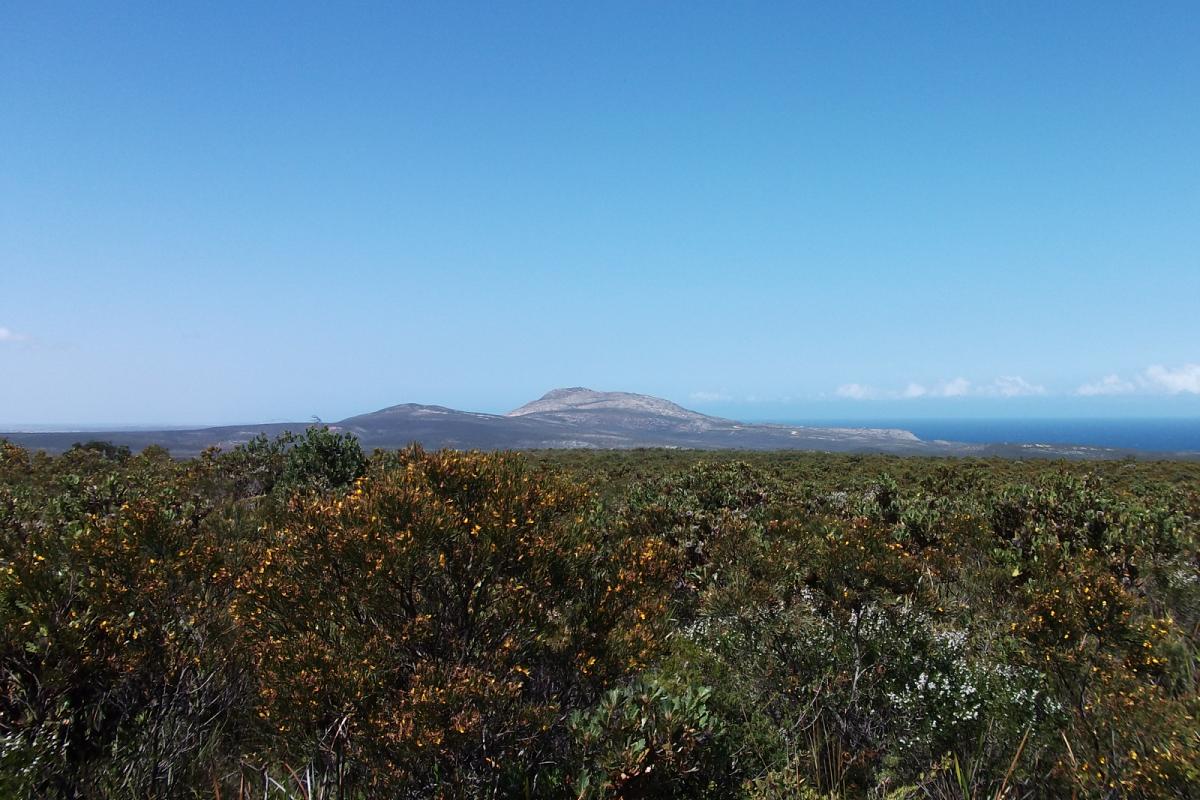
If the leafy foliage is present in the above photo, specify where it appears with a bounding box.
[1,441,1198,798]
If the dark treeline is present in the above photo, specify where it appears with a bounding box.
[2,432,1198,798]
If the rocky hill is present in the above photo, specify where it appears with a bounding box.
[3,388,1180,459]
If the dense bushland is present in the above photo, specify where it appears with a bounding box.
[1,434,1198,798]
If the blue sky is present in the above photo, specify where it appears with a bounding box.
[2,2,1198,425]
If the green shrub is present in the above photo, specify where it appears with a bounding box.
[276,426,367,494]
[570,674,734,799]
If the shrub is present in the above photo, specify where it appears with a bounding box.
[569,674,733,799]
[276,426,367,495]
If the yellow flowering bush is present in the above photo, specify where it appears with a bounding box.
[234,446,675,796]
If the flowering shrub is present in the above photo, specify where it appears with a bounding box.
[1,442,1197,798]
[233,446,677,797]
[0,448,248,798]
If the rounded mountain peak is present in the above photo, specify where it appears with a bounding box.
[506,388,709,420]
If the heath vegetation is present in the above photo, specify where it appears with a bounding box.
[2,433,1198,798]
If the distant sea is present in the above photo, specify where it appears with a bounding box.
[782,418,1200,454]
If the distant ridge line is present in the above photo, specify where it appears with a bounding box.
[4,387,1194,461]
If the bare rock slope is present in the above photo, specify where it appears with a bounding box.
[509,387,721,423]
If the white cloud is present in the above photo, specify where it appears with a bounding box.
[689,391,729,403]
[835,383,876,400]
[935,377,971,397]
[825,366,1200,401]
[0,326,27,343]
[1077,374,1135,396]
[744,394,796,404]
[832,375,1050,401]
[1143,363,1200,395]
[988,376,1045,398]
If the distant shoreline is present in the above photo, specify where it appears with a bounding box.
[762,417,1200,454]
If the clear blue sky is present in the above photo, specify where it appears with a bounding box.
[3,2,1198,425]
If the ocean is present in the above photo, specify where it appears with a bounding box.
[782,418,1200,454]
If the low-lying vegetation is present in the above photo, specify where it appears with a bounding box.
[2,433,1198,798]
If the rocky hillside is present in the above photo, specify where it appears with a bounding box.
[3,388,1178,459]
[509,387,723,422]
